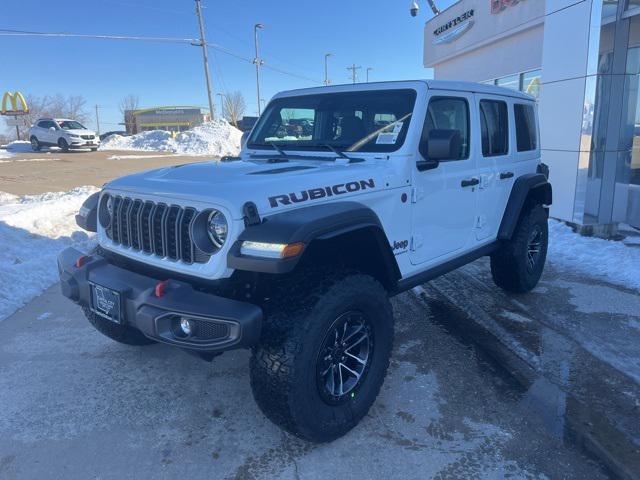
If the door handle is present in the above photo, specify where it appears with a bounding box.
[500,171,514,180]
[461,178,480,188]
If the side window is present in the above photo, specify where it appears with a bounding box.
[421,96,470,160]
[514,104,538,152]
[479,100,509,157]
[37,121,49,128]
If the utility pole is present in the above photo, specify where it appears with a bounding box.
[253,23,264,116]
[324,53,333,86]
[347,64,362,84]
[94,105,101,134]
[194,0,215,119]
[366,67,373,82]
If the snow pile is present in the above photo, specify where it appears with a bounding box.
[100,120,242,157]
[0,141,32,159]
[548,219,640,291]
[0,186,98,321]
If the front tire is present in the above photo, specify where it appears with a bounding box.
[490,203,548,293]
[250,270,394,442]
[82,307,156,346]
[30,136,40,151]
[58,138,69,152]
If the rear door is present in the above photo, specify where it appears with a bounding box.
[410,91,479,266]
[474,95,513,241]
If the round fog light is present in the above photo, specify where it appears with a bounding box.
[180,318,194,336]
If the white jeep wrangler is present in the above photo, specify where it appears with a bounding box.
[59,80,551,442]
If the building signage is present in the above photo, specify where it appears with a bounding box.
[432,9,475,45]
[1,91,28,116]
[491,0,526,14]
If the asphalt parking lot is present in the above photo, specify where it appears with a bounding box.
[0,148,210,195]
[0,282,609,479]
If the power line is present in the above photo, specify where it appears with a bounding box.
[0,28,323,84]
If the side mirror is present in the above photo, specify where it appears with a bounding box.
[49,127,56,131]
[427,129,461,160]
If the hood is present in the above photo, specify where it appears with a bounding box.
[105,158,396,219]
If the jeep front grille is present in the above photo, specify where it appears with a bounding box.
[106,196,207,264]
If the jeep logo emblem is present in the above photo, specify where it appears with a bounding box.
[268,179,375,208]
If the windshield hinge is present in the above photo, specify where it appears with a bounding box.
[411,187,424,203]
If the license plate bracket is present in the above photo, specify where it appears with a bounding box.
[90,282,122,324]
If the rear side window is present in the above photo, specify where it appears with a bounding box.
[514,104,537,152]
[480,100,509,157]
[422,96,470,160]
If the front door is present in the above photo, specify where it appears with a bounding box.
[410,91,479,266]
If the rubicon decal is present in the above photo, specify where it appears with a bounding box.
[269,179,375,208]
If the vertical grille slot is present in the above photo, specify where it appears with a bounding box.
[180,208,196,263]
[105,196,207,264]
[152,204,167,257]
[140,202,154,253]
[130,200,142,249]
[165,206,181,260]
[120,197,132,247]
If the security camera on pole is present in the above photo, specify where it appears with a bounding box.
[409,0,440,17]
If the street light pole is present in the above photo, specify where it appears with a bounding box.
[366,67,373,82]
[194,0,215,119]
[324,53,333,86]
[95,104,101,134]
[253,24,264,116]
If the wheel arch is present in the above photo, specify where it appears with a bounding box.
[227,201,401,290]
[498,173,552,241]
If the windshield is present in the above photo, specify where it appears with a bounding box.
[58,120,86,130]
[247,89,417,153]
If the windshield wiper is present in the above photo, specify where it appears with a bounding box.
[269,141,289,157]
[321,144,364,163]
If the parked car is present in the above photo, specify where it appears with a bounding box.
[99,131,129,141]
[28,118,100,152]
[60,80,551,443]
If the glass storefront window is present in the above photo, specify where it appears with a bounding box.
[496,74,519,91]
[522,70,541,99]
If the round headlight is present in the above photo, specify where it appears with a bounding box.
[99,194,113,229]
[207,210,228,248]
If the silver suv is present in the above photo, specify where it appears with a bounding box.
[29,118,100,152]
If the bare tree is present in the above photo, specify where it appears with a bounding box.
[119,94,139,115]
[222,91,246,127]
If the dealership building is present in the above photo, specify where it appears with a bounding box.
[424,0,640,231]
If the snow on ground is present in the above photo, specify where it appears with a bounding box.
[548,219,640,291]
[0,186,98,321]
[100,119,242,157]
[0,140,33,159]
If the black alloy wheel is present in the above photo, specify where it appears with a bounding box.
[316,311,373,405]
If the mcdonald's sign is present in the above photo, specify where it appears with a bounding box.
[1,91,29,116]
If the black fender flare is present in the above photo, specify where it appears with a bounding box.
[498,173,552,240]
[227,201,400,280]
[76,191,99,232]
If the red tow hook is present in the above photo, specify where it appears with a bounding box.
[75,255,90,268]
[155,280,170,298]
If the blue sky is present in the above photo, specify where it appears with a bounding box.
[1,0,455,131]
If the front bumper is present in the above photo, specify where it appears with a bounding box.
[57,247,262,353]
[69,138,100,148]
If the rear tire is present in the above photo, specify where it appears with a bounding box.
[82,307,156,346]
[490,203,548,293]
[250,269,394,442]
[58,138,69,152]
[30,136,40,151]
